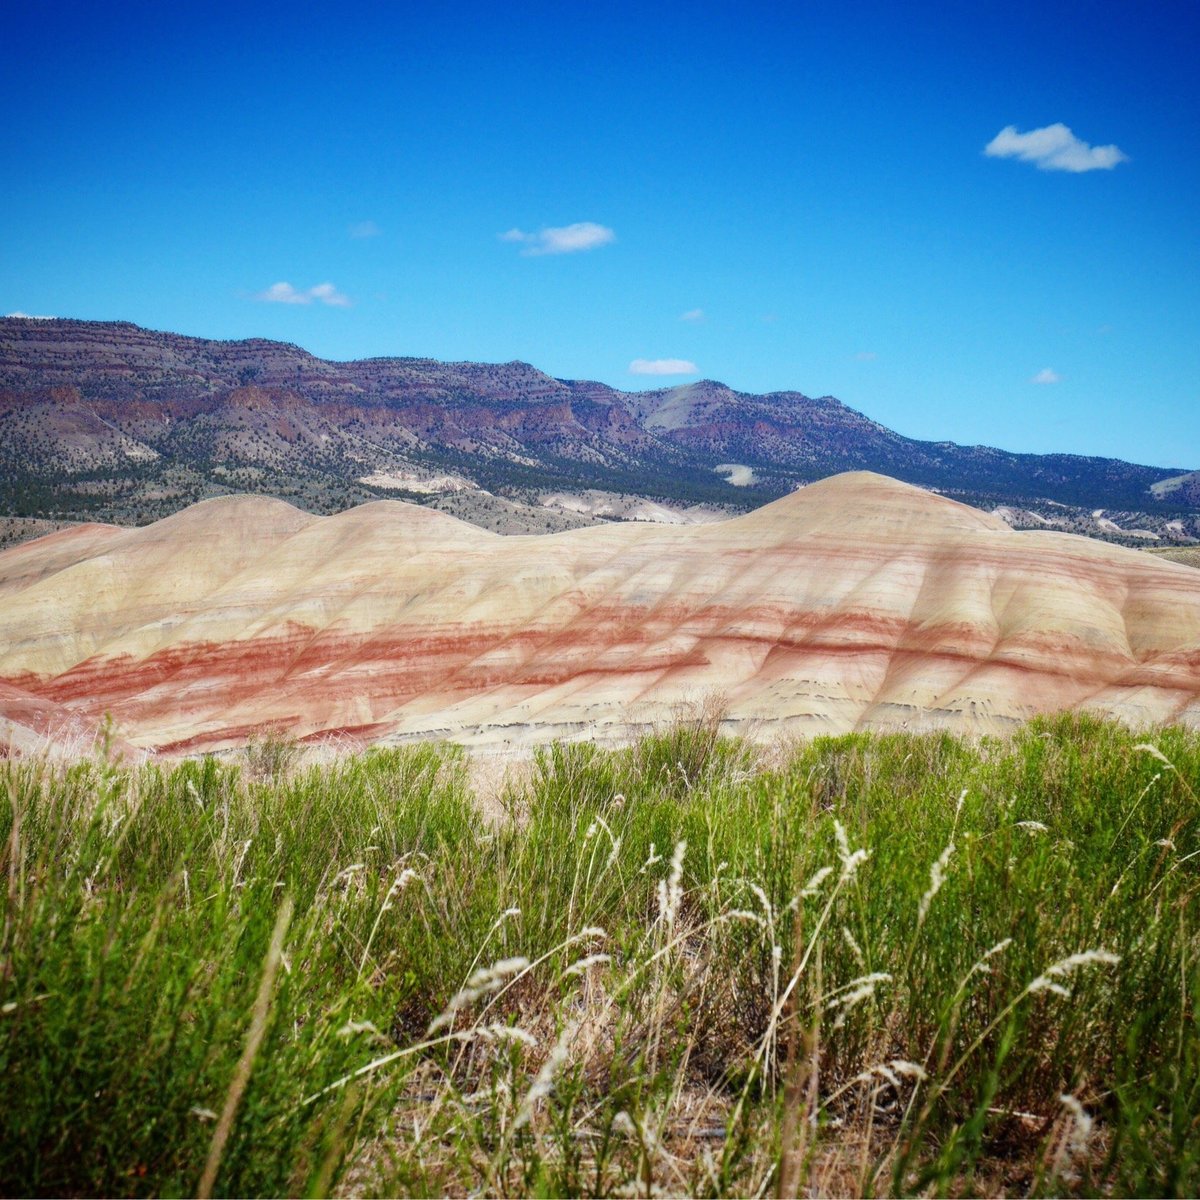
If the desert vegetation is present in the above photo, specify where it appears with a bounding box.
[1147,545,1200,569]
[2,716,1199,1196]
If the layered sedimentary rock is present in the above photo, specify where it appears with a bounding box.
[1,472,1198,755]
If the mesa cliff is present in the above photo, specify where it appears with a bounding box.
[2,472,1198,755]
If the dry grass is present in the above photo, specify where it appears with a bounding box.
[1145,545,1200,569]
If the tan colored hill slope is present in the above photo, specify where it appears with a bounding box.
[2,472,1198,755]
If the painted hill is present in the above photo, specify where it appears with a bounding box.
[1,317,1197,544]
[2,471,1198,755]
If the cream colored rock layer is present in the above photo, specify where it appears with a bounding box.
[1,472,1198,753]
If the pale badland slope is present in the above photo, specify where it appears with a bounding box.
[1,472,1198,754]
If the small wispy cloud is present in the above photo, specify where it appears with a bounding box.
[5,311,55,319]
[500,222,615,256]
[256,281,351,307]
[308,282,351,307]
[855,351,878,361]
[256,282,309,305]
[349,220,381,239]
[679,308,705,322]
[1031,367,1062,384]
[629,358,698,376]
[984,124,1128,173]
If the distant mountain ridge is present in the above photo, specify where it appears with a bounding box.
[1,317,1196,540]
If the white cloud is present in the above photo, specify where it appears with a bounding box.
[984,123,1128,173]
[629,358,698,376]
[855,351,878,361]
[257,282,309,305]
[5,311,55,319]
[679,308,705,322]
[256,281,351,307]
[1031,367,1062,384]
[349,220,381,238]
[308,282,352,307]
[500,222,616,256]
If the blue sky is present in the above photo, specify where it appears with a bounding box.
[3,0,1197,468]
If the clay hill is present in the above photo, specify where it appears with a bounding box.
[2,472,1198,757]
[2,317,1197,545]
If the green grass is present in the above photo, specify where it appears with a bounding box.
[2,715,1199,1196]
